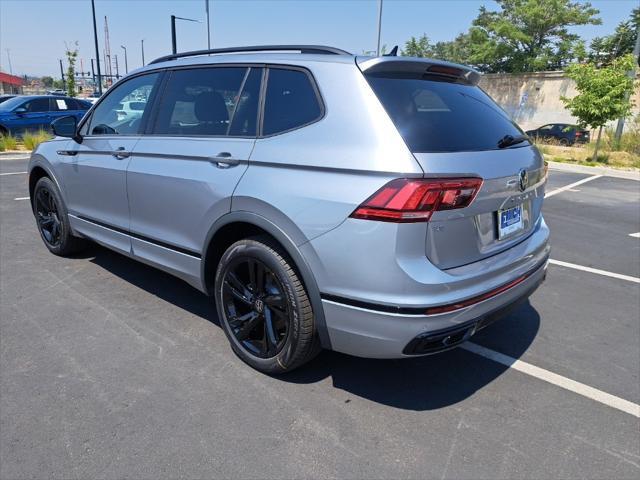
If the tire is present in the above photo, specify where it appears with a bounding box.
[214,236,320,374]
[559,138,570,146]
[32,177,86,256]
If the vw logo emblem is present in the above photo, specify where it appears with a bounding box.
[254,298,265,314]
[518,169,529,192]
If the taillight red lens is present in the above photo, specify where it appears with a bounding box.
[350,178,483,223]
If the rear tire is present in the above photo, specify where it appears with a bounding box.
[214,236,320,374]
[32,177,86,256]
[559,138,570,146]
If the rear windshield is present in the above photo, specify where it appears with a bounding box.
[365,73,527,153]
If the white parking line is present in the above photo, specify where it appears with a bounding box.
[14,197,30,201]
[549,259,640,284]
[462,342,640,418]
[0,171,27,176]
[545,174,603,198]
[630,232,640,238]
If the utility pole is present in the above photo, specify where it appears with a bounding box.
[376,0,383,56]
[5,49,12,74]
[91,0,102,94]
[121,45,128,74]
[91,58,96,86]
[614,25,640,142]
[171,15,200,55]
[205,0,211,49]
[141,39,145,66]
[59,59,66,91]
[114,54,119,79]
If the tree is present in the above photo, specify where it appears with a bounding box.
[561,54,637,161]
[467,0,601,72]
[403,33,472,65]
[65,41,79,97]
[41,76,54,88]
[589,7,639,65]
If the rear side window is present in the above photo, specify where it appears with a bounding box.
[153,67,250,136]
[365,73,526,152]
[262,68,322,136]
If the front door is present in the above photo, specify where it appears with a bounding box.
[59,72,161,255]
[127,66,262,287]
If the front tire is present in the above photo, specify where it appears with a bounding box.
[32,177,86,256]
[214,236,320,374]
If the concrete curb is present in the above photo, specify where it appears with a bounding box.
[0,151,30,161]
[547,161,640,181]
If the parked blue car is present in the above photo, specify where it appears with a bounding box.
[0,95,91,136]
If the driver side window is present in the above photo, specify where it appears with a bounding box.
[86,73,159,136]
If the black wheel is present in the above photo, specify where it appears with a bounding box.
[32,177,86,256]
[214,236,320,374]
[559,138,570,146]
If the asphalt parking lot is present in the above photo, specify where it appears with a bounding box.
[1,154,639,479]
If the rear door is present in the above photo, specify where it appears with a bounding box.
[127,66,261,279]
[362,64,545,269]
[16,97,52,134]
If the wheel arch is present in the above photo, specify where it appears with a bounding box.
[28,156,64,206]
[201,211,331,349]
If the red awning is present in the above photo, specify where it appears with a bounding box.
[0,72,23,86]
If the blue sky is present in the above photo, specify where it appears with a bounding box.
[0,0,637,77]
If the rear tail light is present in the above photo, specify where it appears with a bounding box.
[575,132,583,137]
[350,177,483,223]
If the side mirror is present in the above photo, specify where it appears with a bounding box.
[51,115,79,140]
[14,107,27,115]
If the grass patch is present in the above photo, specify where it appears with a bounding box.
[22,130,53,151]
[0,133,18,151]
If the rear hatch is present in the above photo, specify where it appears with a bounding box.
[358,57,546,269]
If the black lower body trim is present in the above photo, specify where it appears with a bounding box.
[76,214,202,259]
[321,258,547,316]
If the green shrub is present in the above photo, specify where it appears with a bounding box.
[22,130,52,151]
[0,133,18,151]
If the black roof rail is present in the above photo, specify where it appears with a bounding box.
[149,45,351,65]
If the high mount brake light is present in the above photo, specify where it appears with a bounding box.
[350,178,483,223]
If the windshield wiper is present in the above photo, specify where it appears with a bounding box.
[497,134,529,149]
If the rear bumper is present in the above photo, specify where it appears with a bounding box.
[321,258,547,358]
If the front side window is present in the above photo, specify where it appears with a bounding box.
[22,98,50,113]
[153,67,251,136]
[86,73,159,135]
[262,68,322,136]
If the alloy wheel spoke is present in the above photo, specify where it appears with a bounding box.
[236,313,263,341]
[264,294,285,310]
[223,280,252,305]
[229,311,257,329]
[264,308,279,355]
[227,270,252,300]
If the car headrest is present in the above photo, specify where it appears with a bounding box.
[194,91,228,123]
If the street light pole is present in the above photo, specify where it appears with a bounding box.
[376,0,383,56]
[59,59,66,91]
[141,39,145,66]
[91,0,102,94]
[205,0,211,49]
[114,54,119,79]
[171,15,200,55]
[171,15,177,54]
[120,45,128,74]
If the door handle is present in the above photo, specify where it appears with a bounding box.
[112,147,130,159]
[209,152,240,169]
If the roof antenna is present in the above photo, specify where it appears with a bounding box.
[384,45,398,56]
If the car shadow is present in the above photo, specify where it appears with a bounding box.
[88,244,540,411]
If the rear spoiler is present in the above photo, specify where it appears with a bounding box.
[356,56,481,86]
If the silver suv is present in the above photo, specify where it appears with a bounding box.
[29,45,550,374]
